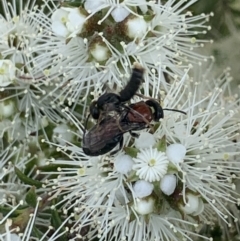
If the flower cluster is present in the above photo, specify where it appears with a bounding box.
[38,0,213,105]
[0,0,239,241]
[41,66,239,240]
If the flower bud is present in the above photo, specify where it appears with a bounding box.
[166,143,186,164]
[116,15,148,40]
[89,37,111,62]
[133,180,154,198]
[125,16,148,39]
[165,183,204,217]
[134,196,155,215]
[160,174,177,196]
[0,100,15,118]
[179,193,204,216]
[114,154,134,174]
[134,132,156,149]
[0,60,16,87]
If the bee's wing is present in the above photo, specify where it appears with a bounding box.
[83,116,147,152]
[83,117,122,151]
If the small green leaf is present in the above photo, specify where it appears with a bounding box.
[51,209,68,241]
[14,167,43,188]
[11,208,32,231]
[153,122,160,132]
[31,226,43,239]
[155,136,166,152]
[124,147,138,158]
[37,164,72,172]
[167,162,178,173]
[26,186,37,208]
[60,2,81,8]
[0,205,27,217]
[128,204,137,222]
[126,172,139,183]
[15,63,25,69]
[51,209,62,229]
[143,14,155,22]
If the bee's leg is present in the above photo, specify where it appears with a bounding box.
[110,136,124,155]
[135,93,159,101]
[129,131,139,138]
[116,118,125,132]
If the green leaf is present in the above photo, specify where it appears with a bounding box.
[143,14,155,22]
[61,1,84,8]
[14,166,43,188]
[124,147,138,158]
[153,122,160,132]
[15,63,25,70]
[51,209,62,229]
[51,209,68,241]
[31,225,43,239]
[11,208,32,231]
[37,164,72,172]
[0,204,28,217]
[26,186,37,208]
[167,162,178,173]
[155,136,166,152]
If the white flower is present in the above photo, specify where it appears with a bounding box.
[1,202,72,241]
[0,0,60,66]
[84,0,130,22]
[153,64,240,224]
[0,60,15,86]
[0,0,65,137]
[42,98,225,241]
[84,0,106,13]
[51,7,86,38]
[132,147,169,182]
[51,8,70,37]
[35,0,212,106]
[3,2,237,241]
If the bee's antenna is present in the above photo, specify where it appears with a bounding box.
[135,93,159,101]
[163,108,186,115]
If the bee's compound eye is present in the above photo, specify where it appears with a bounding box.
[90,101,100,119]
[92,108,100,119]
[145,99,164,120]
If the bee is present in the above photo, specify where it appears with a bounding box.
[82,99,186,156]
[82,63,185,156]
